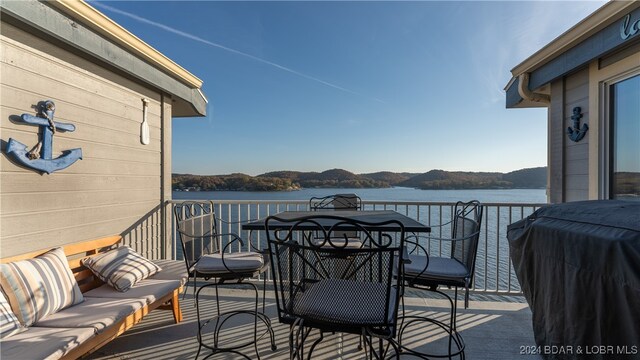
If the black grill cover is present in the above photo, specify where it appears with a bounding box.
[507,200,640,359]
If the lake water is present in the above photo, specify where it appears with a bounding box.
[173,187,547,204]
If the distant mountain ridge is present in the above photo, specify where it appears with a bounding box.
[173,167,547,191]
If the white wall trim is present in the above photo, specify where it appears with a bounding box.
[589,56,640,199]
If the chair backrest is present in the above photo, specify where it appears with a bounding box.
[265,214,405,333]
[309,194,362,211]
[310,194,362,239]
[450,200,483,281]
[173,201,219,273]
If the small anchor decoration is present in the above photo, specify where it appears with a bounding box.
[5,100,82,174]
[567,107,588,142]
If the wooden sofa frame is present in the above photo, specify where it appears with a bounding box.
[0,235,184,359]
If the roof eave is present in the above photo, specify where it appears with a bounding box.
[49,0,203,89]
[509,1,637,77]
[1,0,207,117]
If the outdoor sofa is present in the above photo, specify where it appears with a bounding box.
[0,235,187,359]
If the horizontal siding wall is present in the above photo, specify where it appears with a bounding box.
[0,22,165,258]
[563,68,590,202]
[549,79,564,203]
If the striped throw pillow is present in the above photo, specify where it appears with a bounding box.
[0,290,23,338]
[82,246,161,292]
[0,247,84,327]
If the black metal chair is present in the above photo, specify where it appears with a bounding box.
[309,193,362,211]
[309,194,363,248]
[265,214,406,359]
[173,201,276,360]
[399,200,483,359]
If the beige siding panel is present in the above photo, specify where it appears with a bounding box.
[564,68,589,90]
[565,188,589,202]
[549,79,564,203]
[562,68,590,201]
[565,158,589,175]
[565,148,589,161]
[1,124,161,165]
[1,129,161,168]
[0,214,162,258]
[0,155,159,176]
[62,138,161,164]
[0,22,167,257]
[564,88,588,105]
[566,175,589,190]
[1,188,160,215]
[0,173,159,193]
[564,142,589,158]
[1,24,162,117]
[1,120,160,154]
[0,103,161,146]
[1,201,159,238]
[1,76,162,138]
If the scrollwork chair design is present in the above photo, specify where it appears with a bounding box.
[309,193,363,248]
[266,214,406,359]
[399,200,483,359]
[309,193,362,211]
[173,201,276,360]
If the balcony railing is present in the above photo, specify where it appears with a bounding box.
[168,200,545,295]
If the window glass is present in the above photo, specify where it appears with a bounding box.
[610,74,640,200]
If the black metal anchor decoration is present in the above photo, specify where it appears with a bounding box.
[567,106,588,142]
[5,100,82,174]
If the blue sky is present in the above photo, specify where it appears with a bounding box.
[93,1,605,176]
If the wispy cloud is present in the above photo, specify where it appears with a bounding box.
[466,1,605,106]
[91,1,384,103]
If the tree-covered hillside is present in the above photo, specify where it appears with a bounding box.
[173,167,547,191]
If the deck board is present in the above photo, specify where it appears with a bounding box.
[88,285,540,360]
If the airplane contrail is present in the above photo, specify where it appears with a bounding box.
[92,1,384,103]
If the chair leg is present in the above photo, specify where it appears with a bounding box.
[194,280,276,360]
[171,289,183,323]
[397,285,465,359]
[398,292,406,350]
[191,273,197,306]
[306,330,324,360]
[290,318,305,360]
[360,328,399,360]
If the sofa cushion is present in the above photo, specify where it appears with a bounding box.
[0,326,95,360]
[1,290,23,338]
[0,247,84,326]
[84,278,181,304]
[82,246,161,292]
[150,259,189,286]
[34,297,146,334]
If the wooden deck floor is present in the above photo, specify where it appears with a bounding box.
[88,285,539,360]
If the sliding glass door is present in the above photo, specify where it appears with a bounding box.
[610,74,640,200]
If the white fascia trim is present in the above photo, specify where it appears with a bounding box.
[51,0,203,89]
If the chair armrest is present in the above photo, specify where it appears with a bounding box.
[216,217,259,225]
[425,219,455,229]
[217,233,268,275]
[403,237,430,278]
[404,237,430,257]
[405,231,480,244]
